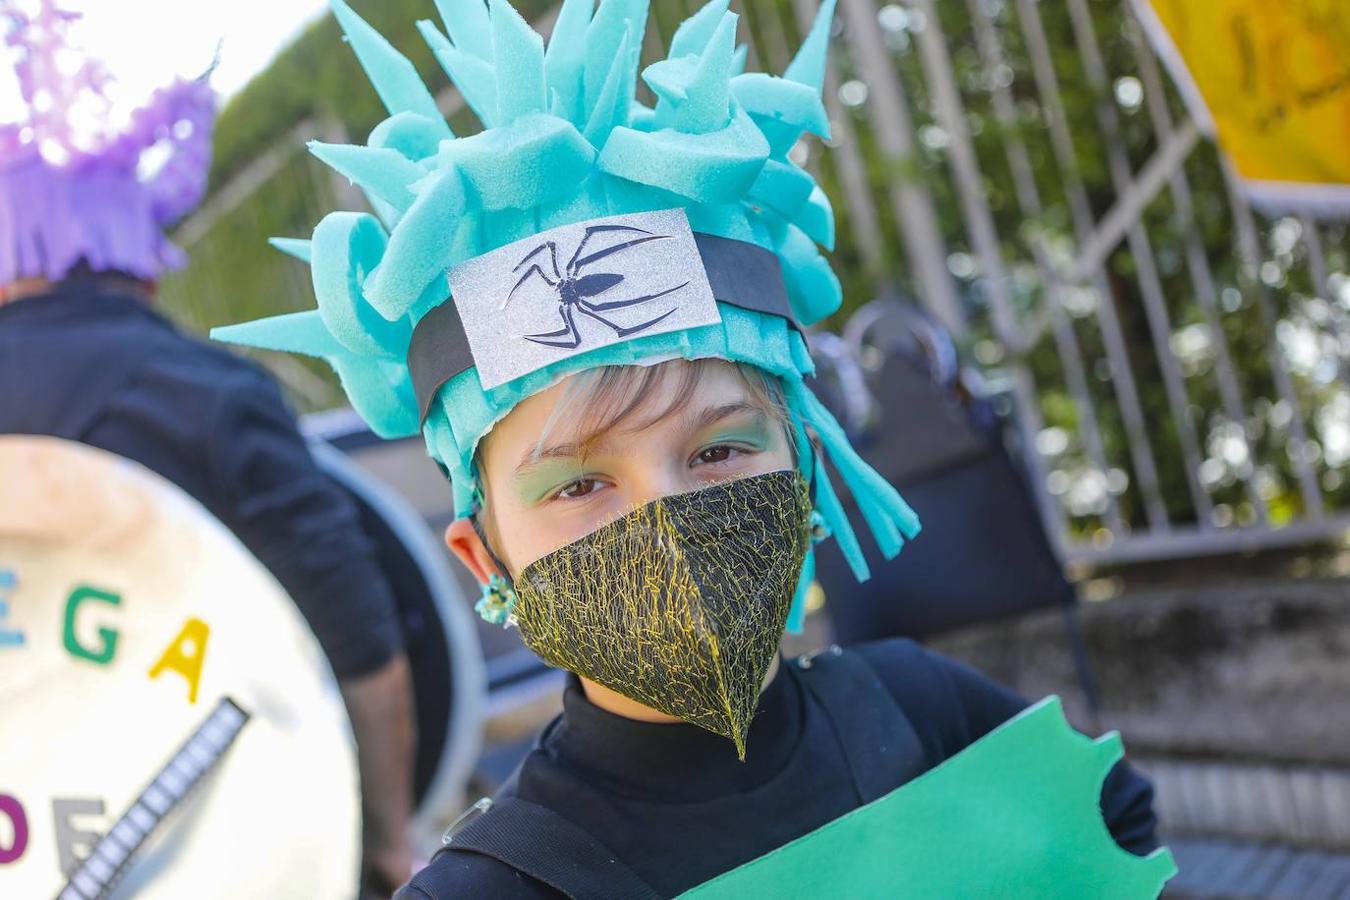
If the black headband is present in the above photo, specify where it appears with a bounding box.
[408,232,801,424]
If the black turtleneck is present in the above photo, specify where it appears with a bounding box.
[401,638,1158,899]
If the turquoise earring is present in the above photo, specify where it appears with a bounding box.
[474,573,517,627]
[809,510,832,544]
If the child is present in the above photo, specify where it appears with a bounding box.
[216,0,1167,895]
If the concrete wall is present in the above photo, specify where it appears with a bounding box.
[931,578,1350,764]
[929,577,1350,846]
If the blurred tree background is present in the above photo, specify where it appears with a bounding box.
[158,0,1350,544]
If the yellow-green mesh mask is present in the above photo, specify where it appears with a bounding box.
[511,470,810,759]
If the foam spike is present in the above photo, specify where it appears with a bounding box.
[419,19,499,127]
[733,73,830,144]
[642,56,692,108]
[544,0,595,126]
[583,28,631,145]
[331,355,422,438]
[669,0,730,58]
[368,111,453,159]
[366,195,404,230]
[584,0,648,116]
[748,157,816,218]
[799,184,835,249]
[211,310,343,359]
[308,142,422,212]
[598,101,768,203]
[628,98,657,129]
[491,0,547,123]
[433,0,493,61]
[783,0,836,91]
[438,114,596,211]
[363,167,467,321]
[329,0,444,122]
[779,223,842,323]
[268,237,313,263]
[311,211,411,357]
[671,11,737,133]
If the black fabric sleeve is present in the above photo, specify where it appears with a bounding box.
[852,638,1159,856]
[1097,757,1160,855]
[205,365,404,678]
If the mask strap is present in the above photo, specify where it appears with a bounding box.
[470,512,516,590]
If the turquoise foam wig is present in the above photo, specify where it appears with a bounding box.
[213,0,919,630]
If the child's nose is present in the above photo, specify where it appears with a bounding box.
[624,465,700,510]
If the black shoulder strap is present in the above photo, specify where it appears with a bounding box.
[443,795,662,900]
[439,647,923,897]
[794,645,927,804]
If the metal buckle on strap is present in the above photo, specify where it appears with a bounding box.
[442,797,494,845]
[795,643,843,669]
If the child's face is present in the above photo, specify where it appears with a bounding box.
[462,360,795,578]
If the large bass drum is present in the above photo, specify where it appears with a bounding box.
[0,436,361,899]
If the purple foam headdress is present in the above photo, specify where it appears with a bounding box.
[0,0,216,284]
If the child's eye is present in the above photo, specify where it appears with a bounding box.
[694,445,738,466]
[556,477,600,499]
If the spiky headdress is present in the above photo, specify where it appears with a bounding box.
[214,0,919,629]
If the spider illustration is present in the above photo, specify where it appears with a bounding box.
[501,223,690,349]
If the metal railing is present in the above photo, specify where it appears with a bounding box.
[160,0,1350,567]
[794,0,1350,564]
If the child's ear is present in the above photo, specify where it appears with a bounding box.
[445,517,501,584]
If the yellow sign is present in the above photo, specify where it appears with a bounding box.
[1134,0,1350,214]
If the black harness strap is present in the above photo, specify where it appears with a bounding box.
[794,646,927,804]
[436,648,925,898]
[443,795,662,900]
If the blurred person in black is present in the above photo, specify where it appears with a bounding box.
[0,4,415,894]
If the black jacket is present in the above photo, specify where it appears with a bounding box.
[0,287,402,677]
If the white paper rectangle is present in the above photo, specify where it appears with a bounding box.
[448,208,722,390]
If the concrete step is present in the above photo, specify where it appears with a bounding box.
[1164,836,1350,899]
[1140,758,1350,850]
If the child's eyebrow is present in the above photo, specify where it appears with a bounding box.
[681,402,767,434]
[514,402,768,477]
[514,441,588,477]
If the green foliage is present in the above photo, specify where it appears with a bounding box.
[211,0,439,191]
[209,0,553,190]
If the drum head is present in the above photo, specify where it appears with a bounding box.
[0,437,361,899]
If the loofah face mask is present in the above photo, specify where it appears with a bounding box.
[513,470,812,758]
[213,0,921,631]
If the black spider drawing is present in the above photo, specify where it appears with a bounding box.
[502,223,690,349]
